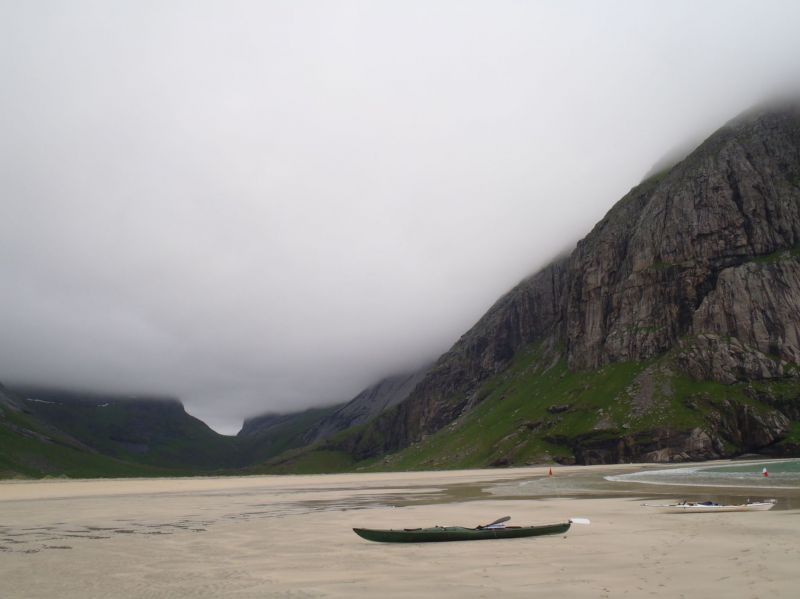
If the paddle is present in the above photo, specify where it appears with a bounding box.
[569,518,591,525]
[477,515,510,529]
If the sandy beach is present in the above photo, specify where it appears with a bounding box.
[2,463,799,598]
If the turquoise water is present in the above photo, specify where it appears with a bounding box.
[703,459,800,475]
[605,458,800,489]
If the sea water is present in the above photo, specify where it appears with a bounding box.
[605,458,800,489]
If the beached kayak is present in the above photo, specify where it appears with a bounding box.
[353,521,571,543]
[641,500,776,513]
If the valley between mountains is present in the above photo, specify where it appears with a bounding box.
[3,102,800,478]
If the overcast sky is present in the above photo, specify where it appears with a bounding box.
[2,1,800,434]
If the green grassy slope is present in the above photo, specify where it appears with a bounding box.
[16,391,241,470]
[246,447,357,475]
[236,404,344,465]
[5,340,798,478]
[0,399,183,478]
[378,348,647,470]
[370,345,800,471]
[256,342,800,473]
[0,385,350,478]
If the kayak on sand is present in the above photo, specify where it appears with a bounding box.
[641,499,776,513]
[353,516,581,543]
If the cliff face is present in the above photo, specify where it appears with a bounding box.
[302,369,428,445]
[567,106,800,371]
[335,103,800,462]
[336,261,568,459]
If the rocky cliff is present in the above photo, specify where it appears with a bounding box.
[237,369,428,462]
[566,105,800,371]
[330,102,800,464]
[302,369,429,444]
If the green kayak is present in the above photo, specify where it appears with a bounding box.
[353,521,571,543]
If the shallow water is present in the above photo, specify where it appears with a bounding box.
[474,459,800,513]
[605,458,800,489]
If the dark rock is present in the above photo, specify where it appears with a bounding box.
[332,101,800,464]
[302,369,429,444]
[676,334,786,384]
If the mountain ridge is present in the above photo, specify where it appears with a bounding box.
[313,101,800,467]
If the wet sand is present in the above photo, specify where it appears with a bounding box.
[2,464,799,598]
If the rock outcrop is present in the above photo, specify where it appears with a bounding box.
[335,101,800,463]
[565,104,800,370]
[302,369,429,444]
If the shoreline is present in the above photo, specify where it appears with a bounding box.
[0,457,800,494]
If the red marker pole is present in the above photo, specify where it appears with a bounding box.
[548,467,553,476]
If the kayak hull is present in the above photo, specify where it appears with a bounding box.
[353,522,571,543]
[642,501,776,513]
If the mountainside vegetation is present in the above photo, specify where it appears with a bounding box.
[236,404,344,464]
[272,101,800,473]
[0,385,347,477]
[11,387,243,470]
[0,384,182,478]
